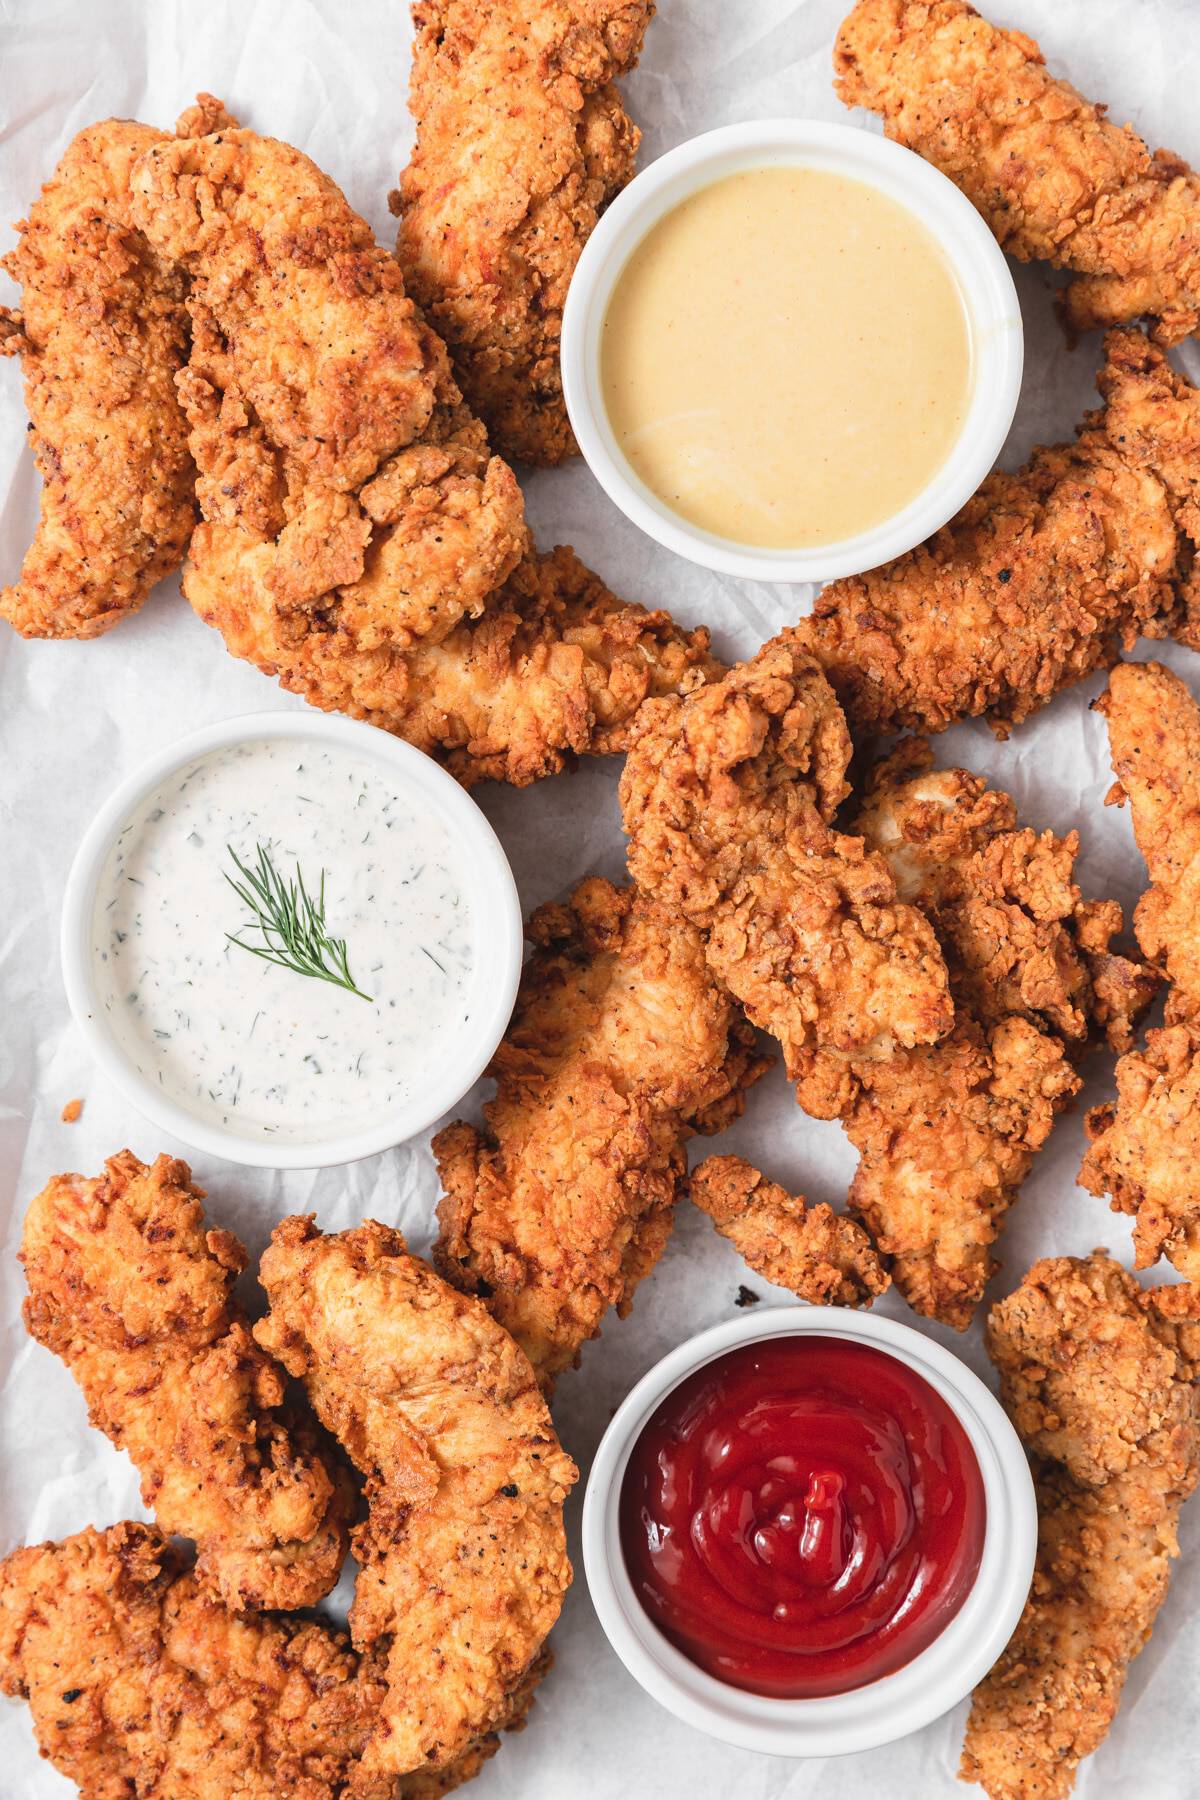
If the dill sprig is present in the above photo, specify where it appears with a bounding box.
[224,843,373,1003]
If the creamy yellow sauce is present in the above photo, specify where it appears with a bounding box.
[600,166,974,549]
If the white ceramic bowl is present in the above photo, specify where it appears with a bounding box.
[582,1306,1036,1758]
[60,711,523,1170]
[562,119,1023,585]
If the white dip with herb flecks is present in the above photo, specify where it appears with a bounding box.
[91,737,476,1143]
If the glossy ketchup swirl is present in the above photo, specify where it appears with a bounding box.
[619,1336,985,1697]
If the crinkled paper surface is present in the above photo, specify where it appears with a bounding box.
[1,1,1199,1794]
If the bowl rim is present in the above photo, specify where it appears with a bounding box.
[581,1304,1037,1757]
[561,117,1024,585]
[59,709,524,1170]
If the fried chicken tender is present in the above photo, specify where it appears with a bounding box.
[434,877,769,1381]
[1096,660,1200,1008]
[254,1217,577,1786]
[961,1254,1200,1800]
[394,0,652,465]
[1083,1023,1200,1281]
[794,743,1155,1328]
[0,119,197,639]
[0,1524,388,1800]
[0,1523,525,1800]
[186,517,715,785]
[20,1151,350,1613]
[689,1155,889,1308]
[802,330,1190,740]
[835,0,1200,344]
[131,119,445,492]
[619,638,954,1083]
[1080,660,1200,1277]
[402,544,716,784]
[130,111,709,782]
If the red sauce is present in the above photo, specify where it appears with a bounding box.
[619,1336,986,1698]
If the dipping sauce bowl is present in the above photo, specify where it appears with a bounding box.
[582,1307,1036,1757]
[60,712,522,1170]
[562,119,1023,585]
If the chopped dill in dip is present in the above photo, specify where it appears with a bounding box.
[91,738,475,1144]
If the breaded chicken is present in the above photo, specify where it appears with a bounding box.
[131,111,710,783]
[619,638,954,1082]
[1,118,200,639]
[1096,659,1200,1009]
[254,1217,577,1786]
[20,1151,350,1613]
[795,744,1155,1328]
[0,1524,391,1800]
[0,1523,524,1799]
[131,119,446,493]
[434,877,769,1381]
[186,520,716,787]
[801,331,1189,740]
[1090,328,1200,650]
[402,544,716,784]
[835,0,1200,343]
[395,0,652,464]
[1083,1022,1200,1279]
[130,113,525,642]
[961,1255,1200,1800]
[1081,660,1200,1277]
[688,1155,889,1308]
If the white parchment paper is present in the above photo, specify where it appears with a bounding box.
[2,2,1199,1794]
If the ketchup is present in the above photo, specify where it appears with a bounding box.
[619,1336,985,1698]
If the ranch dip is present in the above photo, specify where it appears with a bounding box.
[90,737,476,1143]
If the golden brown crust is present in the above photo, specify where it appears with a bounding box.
[130,123,443,492]
[433,877,769,1380]
[254,1216,577,1784]
[802,331,1189,740]
[1081,661,1200,1278]
[1,119,197,639]
[393,543,718,785]
[20,1151,350,1613]
[835,0,1200,342]
[796,746,1155,1329]
[0,1523,397,1799]
[131,114,708,782]
[1083,1021,1200,1280]
[689,1155,889,1307]
[962,1255,1200,1800]
[1094,659,1200,1005]
[620,638,954,1078]
[395,0,653,464]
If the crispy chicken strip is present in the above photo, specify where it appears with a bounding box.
[131,118,445,493]
[0,117,202,639]
[1083,1021,1200,1281]
[1095,659,1200,1007]
[835,0,1200,343]
[20,1151,350,1613]
[1081,660,1200,1276]
[619,638,954,1080]
[0,1524,390,1800]
[801,331,1189,740]
[0,1523,527,1800]
[689,1155,889,1308]
[795,743,1155,1328]
[961,1255,1200,1800]
[131,112,710,782]
[129,112,527,646]
[434,877,769,1381]
[185,522,716,786]
[254,1217,577,1786]
[394,0,652,464]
